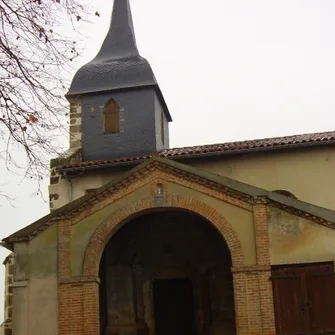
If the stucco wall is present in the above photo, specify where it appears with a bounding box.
[189,146,335,210]
[70,181,256,278]
[50,146,335,212]
[268,207,335,265]
[12,225,58,335]
[71,184,153,276]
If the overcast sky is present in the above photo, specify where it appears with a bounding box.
[1,0,335,321]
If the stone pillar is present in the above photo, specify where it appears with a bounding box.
[1,254,14,334]
[69,98,82,149]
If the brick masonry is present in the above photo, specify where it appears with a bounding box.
[57,176,276,335]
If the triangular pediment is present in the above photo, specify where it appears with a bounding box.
[3,157,335,249]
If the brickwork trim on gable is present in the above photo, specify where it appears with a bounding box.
[5,157,335,250]
[70,170,253,228]
[82,194,245,278]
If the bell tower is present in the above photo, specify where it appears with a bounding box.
[66,0,172,161]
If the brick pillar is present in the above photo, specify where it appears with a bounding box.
[232,270,249,334]
[83,281,100,335]
[230,201,276,335]
[59,279,100,335]
[252,201,275,335]
[232,265,275,335]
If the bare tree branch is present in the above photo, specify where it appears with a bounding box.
[0,0,98,182]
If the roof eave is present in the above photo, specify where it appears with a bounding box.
[56,139,335,174]
[3,156,335,244]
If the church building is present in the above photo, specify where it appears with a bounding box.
[2,1,335,334]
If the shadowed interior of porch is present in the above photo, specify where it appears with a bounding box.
[99,210,236,335]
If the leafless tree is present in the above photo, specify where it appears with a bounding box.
[0,0,98,181]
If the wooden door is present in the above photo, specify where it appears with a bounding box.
[272,263,335,335]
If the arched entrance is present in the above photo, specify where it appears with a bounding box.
[99,209,236,335]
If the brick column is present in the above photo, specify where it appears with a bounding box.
[232,265,275,335]
[230,201,276,335]
[59,278,100,335]
[232,270,248,334]
[253,202,271,265]
[58,218,100,335]
[252,201,275,335]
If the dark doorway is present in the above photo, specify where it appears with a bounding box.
[153,278,196,335]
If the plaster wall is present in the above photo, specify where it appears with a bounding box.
[71,184,153,276]
[12,225,58,335]
[189,146,335,210]
[50,146,335,212]
[269,207,335,265]
[71,173,103,200]
[12,285,28,335]
[70,181,256,278]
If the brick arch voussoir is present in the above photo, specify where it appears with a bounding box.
[82,195,245,277]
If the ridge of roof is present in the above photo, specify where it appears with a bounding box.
[57,130,335,172]
[3,156,335,249]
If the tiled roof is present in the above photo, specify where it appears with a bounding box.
[58,130,335,172]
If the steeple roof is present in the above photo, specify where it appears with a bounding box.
[66,0,170,118]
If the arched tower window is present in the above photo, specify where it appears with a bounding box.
[103,99,120,133]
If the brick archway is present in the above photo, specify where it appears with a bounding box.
[82,195,245,277]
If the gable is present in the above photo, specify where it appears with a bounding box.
[70,180,256,276]
[269,207,335,265]
[3,157,335,250]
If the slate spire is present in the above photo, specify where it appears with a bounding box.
[95,0,139,61]
[66,0,171,113]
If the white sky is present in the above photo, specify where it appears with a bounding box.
[1,0,335,322]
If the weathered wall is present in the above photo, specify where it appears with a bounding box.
[0,254,14,335]
[71,184,152,276]
[49,146,335,212]
[70,181,256,278]
[268,207,335,265]
[189,146,335,210]
[12,225,58,335]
